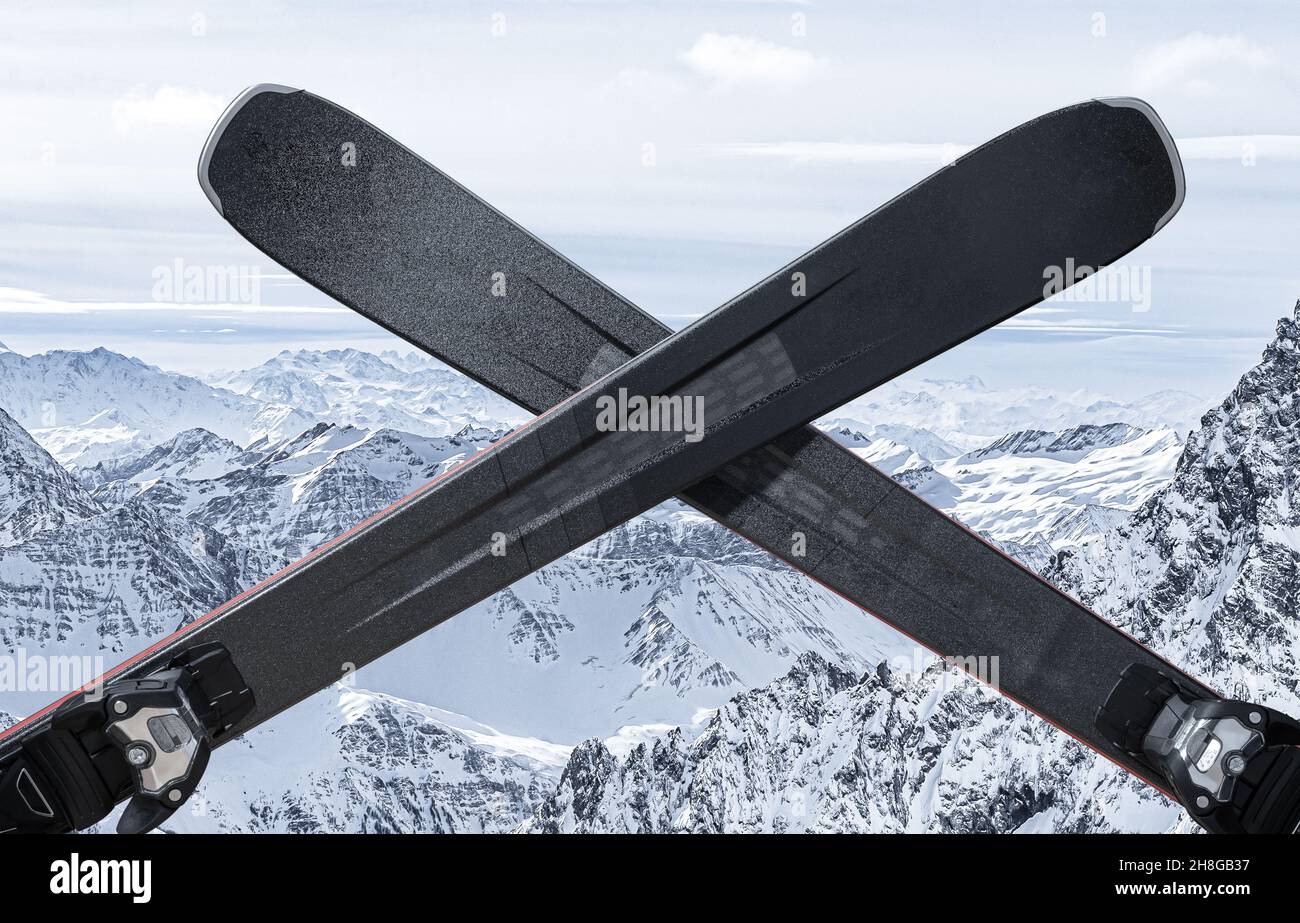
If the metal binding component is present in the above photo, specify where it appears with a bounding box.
[1097,663,1300,834]
[0,642,253,834]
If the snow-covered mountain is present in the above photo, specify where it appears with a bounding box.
[0,345,524,470]
[817,421,963,473]
[204,348,528,438]
[0,492,280,715]
[0,347,316,467]
[29,408,158,470]
[521,653,1131,833]
[0,407,103,547]
[378,349,440,374]
[907,423,1183,550]
[830,375,1208,452]
[160,687,567,834]
[1050,301,1300,710]
[91,422,500,561]
[821,418,1183,553]
[0,418,496,718]
[79,428,251,490]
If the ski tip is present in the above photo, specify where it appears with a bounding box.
[1097,97,1186,236]
[198,83,301,215]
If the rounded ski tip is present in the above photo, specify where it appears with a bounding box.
[198,83,301,215]
[1097,97,1186,236]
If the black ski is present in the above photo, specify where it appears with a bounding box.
[0,90,1194,834]
[205,89,1300,833]
[202,87,1206,785]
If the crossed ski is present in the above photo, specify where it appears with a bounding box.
[3,86,1298,835]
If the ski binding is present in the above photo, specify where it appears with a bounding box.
[1097,663,1300,834]
[0,642,253,834]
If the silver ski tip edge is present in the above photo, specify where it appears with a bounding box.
[1098,97,1186,236]
[198,83,301,215]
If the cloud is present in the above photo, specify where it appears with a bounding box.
[1135,33,1277,96]
[702,140,972,164]
[110,85,227,136]
[1175,135,1300,161]
[683,33,820,85]
[0,287,343,315]
[704,132,1300,168]
[601,66,691,102]
[995,318,1184,336]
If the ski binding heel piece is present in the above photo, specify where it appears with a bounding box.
[105,668,214,834]
[0,642,253,834]
[1097,663,1300,834]
[106,642,255,834]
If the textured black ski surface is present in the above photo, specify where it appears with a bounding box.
[192,88,1198,785]
[2,91,1183,809]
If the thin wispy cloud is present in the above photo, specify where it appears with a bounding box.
[0,287,345,316]
[110,85,226,136]
[703,134,1300,166]
[701,140,973,164]
[683,33,821,84]
[1176,135,1300,161]
[996,319,1186,336]
[1135,33,1278,96]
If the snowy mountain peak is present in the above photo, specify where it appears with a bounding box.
[964,422,1148,462]
[454,423,503,442]
[905,420,1181,552]
[0,346,316,467]
[162,685,565,833]
[1269,297,1300,350]
[1051,299,1300,707]
[56,346,151,374]
[379,349,436,373]
[272,347,404,378]
[520,651,1107,833]
[830,377,1208,453]
[819,420,962,465]
[0,407,103,547]
[80,427,248,489]
[205,348,528,440]
[522,652,865,833]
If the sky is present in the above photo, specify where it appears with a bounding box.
[1,0,1298,402]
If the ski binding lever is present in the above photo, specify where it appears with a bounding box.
[0,642,253,834]
[1097,663,1300,834]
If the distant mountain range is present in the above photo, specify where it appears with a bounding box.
[1,304,1290,833]
[0,346,527,468]
[827,375,1208,452]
